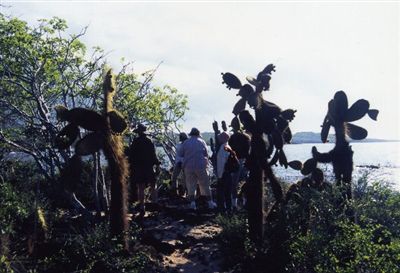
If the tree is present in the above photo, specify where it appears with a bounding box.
[0,13,188,210]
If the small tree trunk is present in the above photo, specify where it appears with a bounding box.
[93,153,101,216]
[98,154,109,212]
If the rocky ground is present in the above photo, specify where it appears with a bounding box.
[133,197,224,273]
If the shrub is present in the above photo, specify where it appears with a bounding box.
[218,175,400,273]
[30,222,155,273]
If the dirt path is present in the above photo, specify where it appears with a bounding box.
[136,198,224,273]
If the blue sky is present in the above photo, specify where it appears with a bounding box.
[3,1,399,139]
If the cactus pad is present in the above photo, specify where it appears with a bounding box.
[278,149,288,168]
[66,108,106,131]
[346,123,368,140]
[320,117,331,143]
[345,99,370,122]
[75,132,104,156]
[222,72,242,89]
[367,109,379,121]
[239,110,257,133]
[247,92,262,109]
[288,160,302,170]
[232,98,247,115]
[280,109,297,121]
[230,116,241,131]
[272,130,283,149]
[246,76,260,87]
[55,124,80,149]
[333,91,348,120]
[221,121,227,132]
[108,110,128,134]
[283,127,292,143]
[238,84,254,98]
[311,168,324,184]
[54,105,69,121]
[301,158,317,175]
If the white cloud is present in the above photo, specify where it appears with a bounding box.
[4,1,399,139]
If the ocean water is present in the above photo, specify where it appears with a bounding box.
[273,142,400,190]
[159,142,400,190]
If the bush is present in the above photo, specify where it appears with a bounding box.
[216,212,252,271]
[217,174,400,273]
[31,222,154,273]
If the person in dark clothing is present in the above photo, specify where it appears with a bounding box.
[128,124,160,216]
[228,117,251,209]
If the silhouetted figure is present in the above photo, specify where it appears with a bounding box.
[178,127,216,210]
[228,117,250,209]
[128,124,160,216]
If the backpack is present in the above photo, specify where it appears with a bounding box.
[224,147,240,173]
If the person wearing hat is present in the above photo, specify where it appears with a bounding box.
[170,132,188,196]
[128,124,161,216]
[178,127,216,209]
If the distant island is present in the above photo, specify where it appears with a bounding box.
[199,131,398,145]
[290,132,399,144]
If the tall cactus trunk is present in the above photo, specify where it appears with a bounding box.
[247,132,267,243]
[248,162,264,243]
[102,69,129,249]
[333,123,353,201]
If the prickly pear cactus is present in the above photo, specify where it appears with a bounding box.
[102,69,129,248]
[312,90,379,200]
[221,64,298,241]
[54,69,129,249]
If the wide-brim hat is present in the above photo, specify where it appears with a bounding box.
[133,123,147,133]
[189,127,200,136]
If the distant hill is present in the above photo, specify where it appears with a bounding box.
[291,131,398,144]
[199,131,397,145]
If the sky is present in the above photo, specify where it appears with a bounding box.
[2,1,400,139]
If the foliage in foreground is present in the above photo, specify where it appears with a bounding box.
[0,161,158,273]
[217,175,400,273]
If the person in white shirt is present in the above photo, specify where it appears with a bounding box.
[178,127,216,210]
[171,132,188,196]
[216,131,234,212]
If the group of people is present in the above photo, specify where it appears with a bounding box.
[127,121,251,215]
